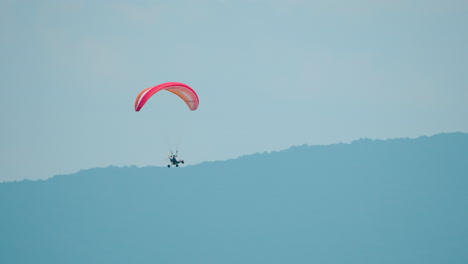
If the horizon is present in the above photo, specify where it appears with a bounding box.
[3,131,464,183]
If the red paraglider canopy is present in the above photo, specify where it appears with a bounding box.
[135,82,199,111]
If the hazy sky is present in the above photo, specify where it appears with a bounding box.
[1,0,467,181]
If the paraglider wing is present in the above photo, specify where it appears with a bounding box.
[135,82,199,111]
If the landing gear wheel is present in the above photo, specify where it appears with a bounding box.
[176,164,179,167]
[167,165,170,168]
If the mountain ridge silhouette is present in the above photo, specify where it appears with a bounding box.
[1,132,467,264]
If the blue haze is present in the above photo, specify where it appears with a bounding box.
[1,133,467,263]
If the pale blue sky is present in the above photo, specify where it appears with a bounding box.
[1,0,467,181]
